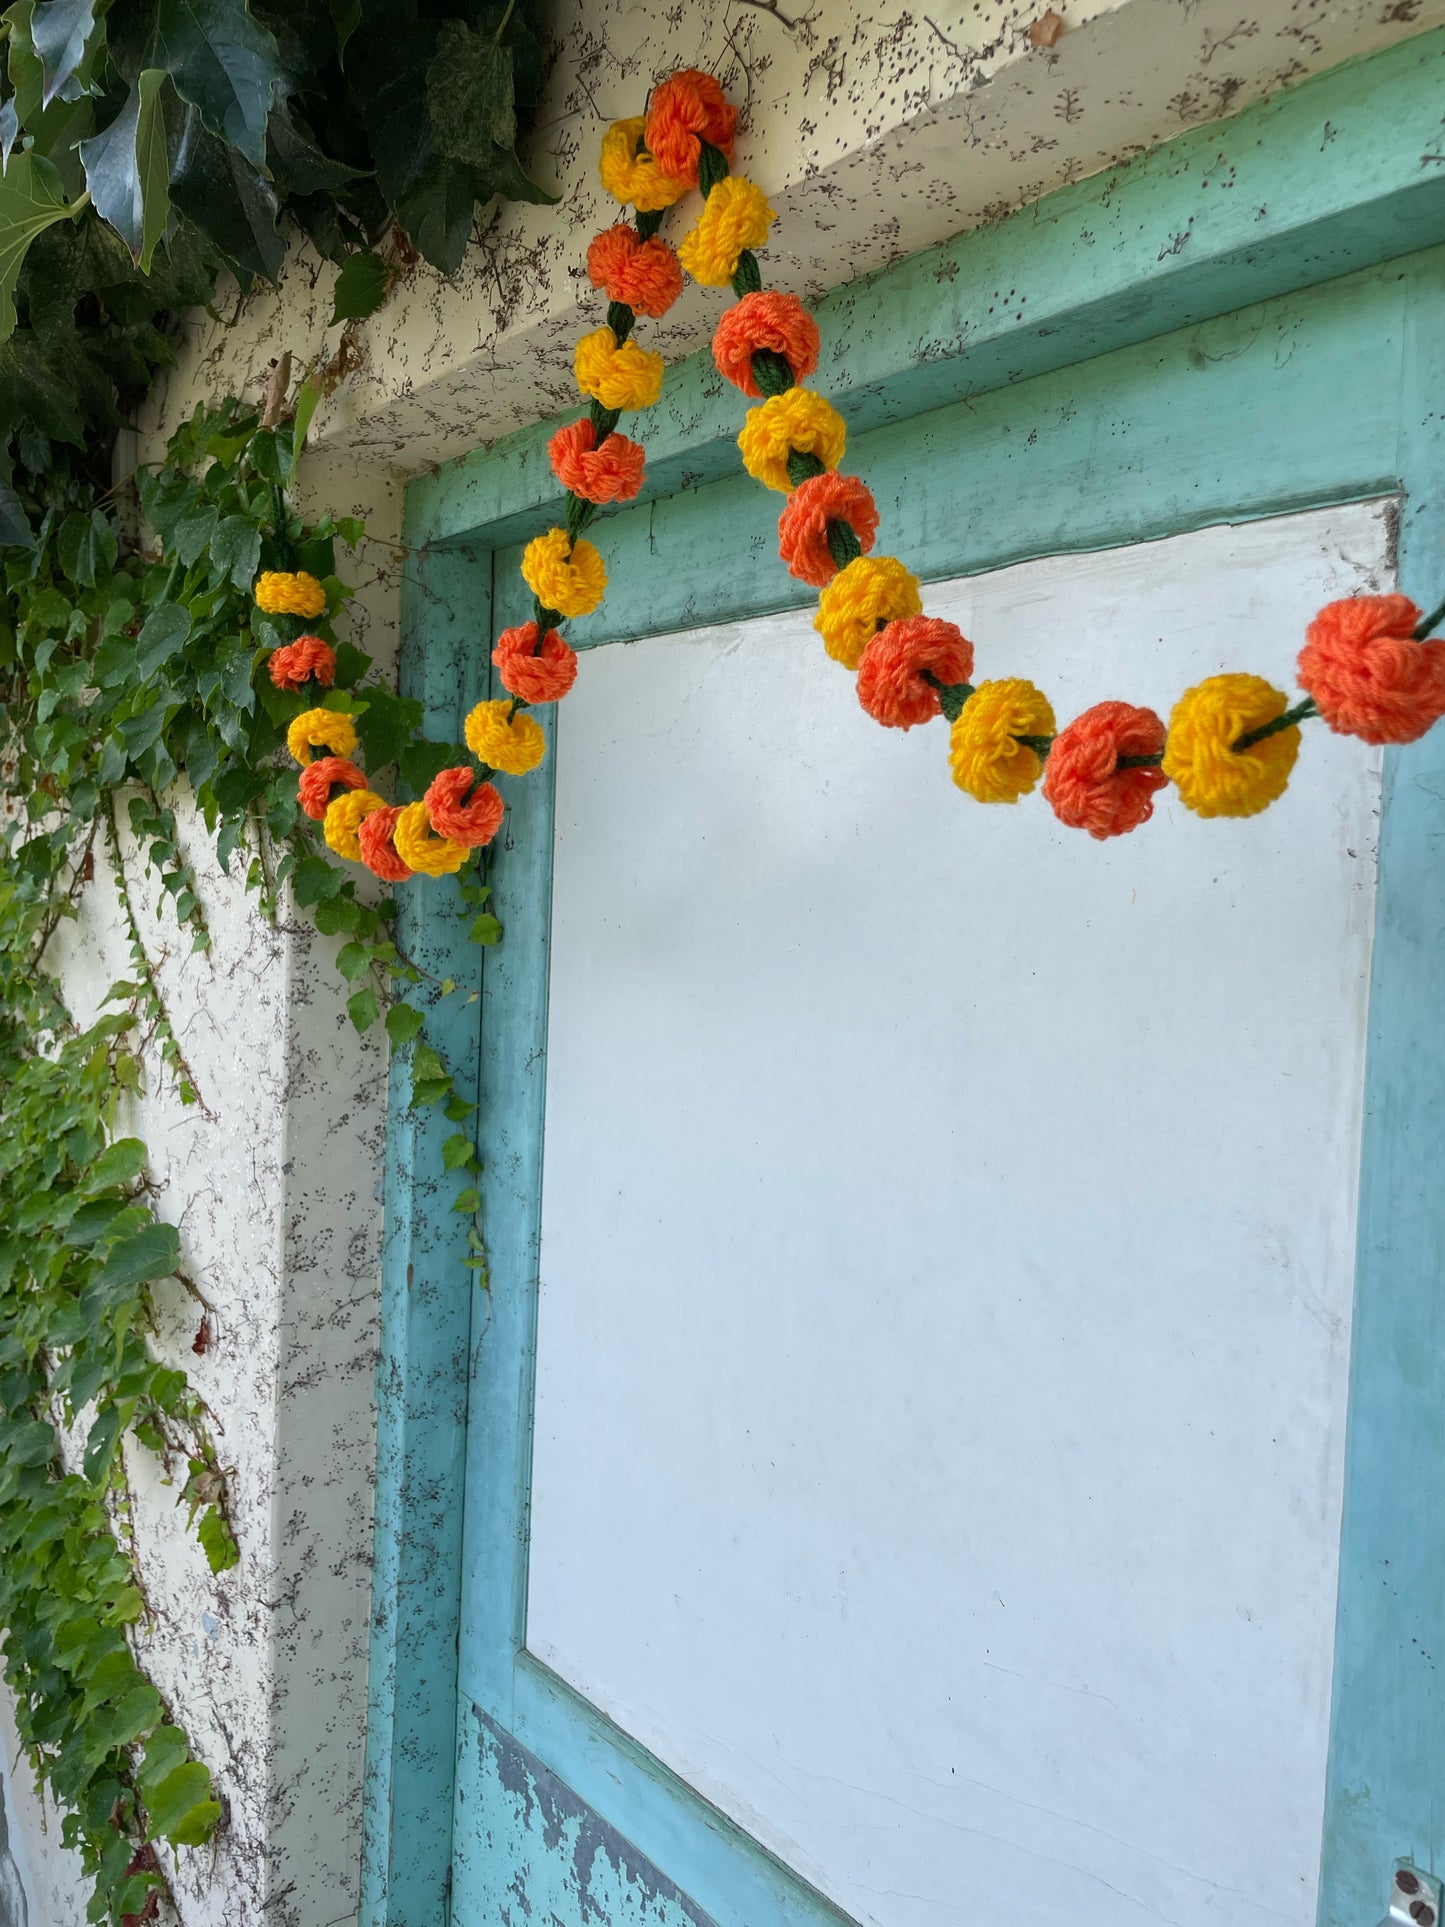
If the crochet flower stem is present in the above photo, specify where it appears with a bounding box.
[1234,696,1318,751]
[1413,594,1445,641]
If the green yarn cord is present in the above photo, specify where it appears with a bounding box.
[787,448,826,489]
[750,348,794,397]
[826,519,862,572]
[1233,696,1317,751]
[731,250,762,297]
[698,140,729,196]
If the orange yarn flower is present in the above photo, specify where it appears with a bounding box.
[357,805,414,882]
[856,618,974,730]
[644,69,736,186]
[297,755,366,821]
[1042,701,1169,839]
[778,473,879,589]
[425,768,506,848]
[268,636,336,691]
[492,623,579,704]
[1297,593,1445,745]
[712,293,821,398]
[547,419,647,505]
[586,225,684,318]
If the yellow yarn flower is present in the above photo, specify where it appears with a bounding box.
[814,557,921,670]
[598,116,689,211]
[1162,673,1300,817]
[392,800,468,877]
[324,788,385,861]
[948,679,1057,803]
[678,177,774,287]
[287,707,359,767]
[255,570,328,618]
[521,529,607,619]
[737,389,847,494]
[465,699,547,776]
[574,327,664,412]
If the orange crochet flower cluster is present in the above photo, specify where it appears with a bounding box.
[666,75,1445,833]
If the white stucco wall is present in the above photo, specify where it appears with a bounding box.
[6,0,1443,1920]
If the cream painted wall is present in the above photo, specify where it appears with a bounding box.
[6,0,1443,1921]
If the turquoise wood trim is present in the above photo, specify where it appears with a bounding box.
[1317,239,1445,1927]
[362,542,494,1927]
[376,38,1445,1925]
[406,27,1445,557]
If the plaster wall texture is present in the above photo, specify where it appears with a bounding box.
[5,0,1442,1920]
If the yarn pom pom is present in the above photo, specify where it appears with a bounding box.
[814,556,921,670]
[297,755,366,821]
[547,419,646,505]
[1042,701,1168,838]
[777,473,879,588]
[1297,593,1445,744]
[644,69,736,185]
[358,805,415,881]
[269,636,336,691]
[1163,673,1299,818]
[586,225,684,317]
[856,617,973,729]
[713,293,821,398]
[948,679,1056,803]
[425,768,506,848]
[492,624,579,705]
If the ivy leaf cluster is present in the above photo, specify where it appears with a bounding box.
[0,862,233,1921]
[0,0,554,549]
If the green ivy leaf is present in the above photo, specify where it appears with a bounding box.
[78,69,170,270]
[82,1137,147,1192]
[29,0,99,106]
[144,1760,220,1845]
[137,1724,188,1798]
[441,1132,473,1170]
[122,0,282,168]
[334,940,369,981]
[0,151,80,340]
[450,1185,480,1213]
[206,511,261,591]
[133,602,191,678]
[92,1221,180,1295]
[354,686,424,772]
[166,98,283,281]
[56,506,117,587]
[427,20,515,166]
[384,1001,423,1046]
[346,986,378,1033]
[82,1402,121,1483]
[469,912,502,945]
[196,1505,238,1573]
[0,479,33,548]
[328,246,392,324]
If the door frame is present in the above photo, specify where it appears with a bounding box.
[362,32,1445,1926]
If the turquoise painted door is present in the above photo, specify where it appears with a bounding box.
[364,36,1445,1927]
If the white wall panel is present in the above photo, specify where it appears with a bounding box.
[526,503,1390,1927]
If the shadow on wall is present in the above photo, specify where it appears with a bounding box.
[0,1777,26,1927]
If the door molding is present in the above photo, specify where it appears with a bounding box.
[365,33,1445,1925]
